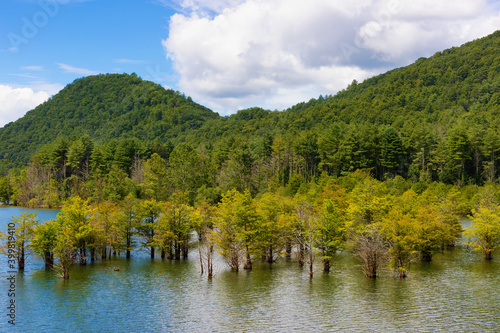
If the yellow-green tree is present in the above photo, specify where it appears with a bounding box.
[31,220,59,268]
[154,193,193,260]
[381,209,419,278]
[95,201,122,260]
[214,189,260,271]
[55,197,98,265]
[466,206,500,259]
[256,192,286,263]
[191,201,217,278]
[136,199,163,259]
[118,194,140,259]
[314,184,348,272]
[7,211,38,270]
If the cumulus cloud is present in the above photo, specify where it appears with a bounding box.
[163,0,500,114]
[0,85,51,127]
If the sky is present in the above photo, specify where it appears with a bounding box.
[0,0,499,127]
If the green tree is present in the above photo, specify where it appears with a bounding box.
[466,206,500,259]
[142,153,170,201]
[191,201,217,278]
[379,127,404,177]
[168,143,212,205]
[7,211,38,270]
[0,176,12,204]
[446,126,471,184]
[31,220,60,268]
[55,197,98,265]
[314,197,347,272]
[136,199,163,259]
[213,189,259,271]
[119,194,139,259]
[155,193,193,260]
[67,136,94,178]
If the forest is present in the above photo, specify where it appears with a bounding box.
[2,30,500,279]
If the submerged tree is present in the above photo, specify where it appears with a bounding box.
[466,206,500,259]
[53,225,77,279]
[192,201,217,278]
[382,210,419,278]
[352,224,388,278]
[8,211,38,270]
[31,220,59,268]
[136,199,163,259]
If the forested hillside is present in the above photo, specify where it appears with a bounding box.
[1,30,500,187]
[188,30,500,184]
[0,73,217,168]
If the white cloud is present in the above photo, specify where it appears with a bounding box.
[0,85,52,127]
[21,66,44,71]
[163,0,500,114]
[57,63,99,76]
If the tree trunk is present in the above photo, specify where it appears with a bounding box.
[182,242,189,259]
[485,250,493,260]
[309,258,314,277]
[126,235,131,259]
[161,248,165,259]
[323,258,330,272]
[44,251,54,268]
[168,245,174,260]
[285,242,292,260]
[243,249,252,270]
[175,242,181,260]
[18,245,25,270]
[90,248,95,262]
[198,244,204,275]
[102,246,107,261]
[298,243,304,267]
[80,247,86,265]
[266,247,274,263]
[150,246,155,259]
[231,254,239,271]
[421,252,432,261]
[62,265,69,279]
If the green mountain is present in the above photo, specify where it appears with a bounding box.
[0,73,217,168]
[192,30,500,141]
[1,30,499,182]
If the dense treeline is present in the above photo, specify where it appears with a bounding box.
[7,171,500,280]
[0,124,499,209]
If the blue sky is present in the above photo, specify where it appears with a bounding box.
[1,0,499,127]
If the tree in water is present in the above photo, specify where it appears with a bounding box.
[32,220,59,268]
[136,199,163,259]
[352,224,388,278]
[213,190,258,271]
[7,211,38,270]
[466,205,500,260]
[292,195,315,272]
[53,226,77,279]
[192,202,217,278]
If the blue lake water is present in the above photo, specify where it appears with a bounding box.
[0,207,499,332]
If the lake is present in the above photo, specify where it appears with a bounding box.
[1,207,499,332]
